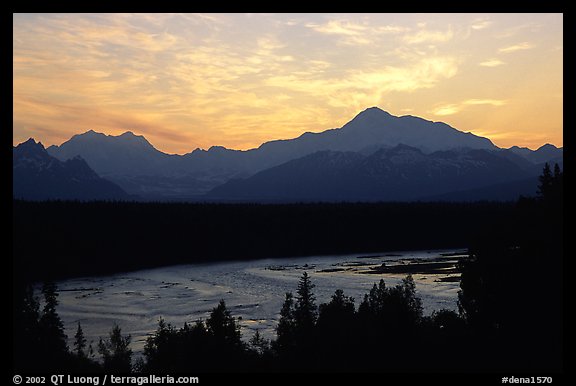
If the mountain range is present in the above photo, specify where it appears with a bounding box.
[15,107,563,202]
[207,145,544,202]
[13,138,129,201]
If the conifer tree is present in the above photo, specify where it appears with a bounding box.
[74,322,87,358]
[249,330,270,356]
[98,325,132,373]
[294,272,317,331]
[206,300,242,346]
[39,282,68,354]
[538,162,553,199]
[275,292,296,351]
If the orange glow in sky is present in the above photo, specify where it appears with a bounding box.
[13,13,563,154]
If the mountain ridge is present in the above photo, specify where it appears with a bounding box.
[206,144,540,202]
[36,107,562,201]
[13,139,130,201]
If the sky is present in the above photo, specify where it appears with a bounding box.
[13,13,563,154]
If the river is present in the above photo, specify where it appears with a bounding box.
[55,249,464,353]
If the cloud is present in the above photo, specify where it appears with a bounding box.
[432,99,507,116]
[499,42,534,53]
[15,13,465,151]
[13,13,561,153]
[264,55,460,116]
[355,57,459,91]
[305,19,371,45]
[433,104,460,116]
[306,18,408,45]
[471,129,555,149]
[403,27,453,44]
[13,94,199,153]
[12,14,463,152]
[495,22,544,39]
[307,19,367,36]
[479,58,506,67]
[307,19,408,36]
[471,19,493,30]
[463,99,507,106]
[266,56,458,94]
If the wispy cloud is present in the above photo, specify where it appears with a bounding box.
[479,58,506,67]
[495,22,544,39]
[307,19,367,36]
[472,130,553,149]
[499,42,534,53]
[403,27,453,44]
[13,13,563,152]
[471,18,493,30]
[432,99,507,116]
[265,56,459,107]
[307,19,408,36]
[14,13,464,151]
[306,18,408,45]
[464,99,506,106]
[433,104,460,116]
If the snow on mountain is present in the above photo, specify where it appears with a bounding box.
[14,138,129,201]
[41,107,561,200]
[207,145,538,202]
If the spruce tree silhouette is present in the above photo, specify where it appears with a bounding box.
[143,302,251,373]
[358,279,387,330]
[553,163,562,180]
[69,322,102,372]
[98,325,132,373]
[249,330,270,356]
[456,162,563,370]
[317,289,355,331]
[39,282,68,356]
[399,274,423,327]
[21,285,41,342]
[357,275,422,338]
[143,318,193,372]
[549,163,563,205]
[74,322,87,358]
[538,162,554,199]
[13,285,42,371]
[291,272,319,365]
[428,309,464,331]
[316,289,357,368]
[275,292,296,355]
[206,299,242,347]
[20,285,40,338]
[536,162,564,207]
[294,272,317,334]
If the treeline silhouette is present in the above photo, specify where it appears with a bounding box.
[13,266,561,372]
[14,200,517,282]
[10,272,483,372]
[13,164,562,372]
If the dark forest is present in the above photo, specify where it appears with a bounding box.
[15,200,518,282]
[13,164,563,375]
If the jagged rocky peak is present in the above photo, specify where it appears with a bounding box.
[13,138,50,161]
[18,137,45,150]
